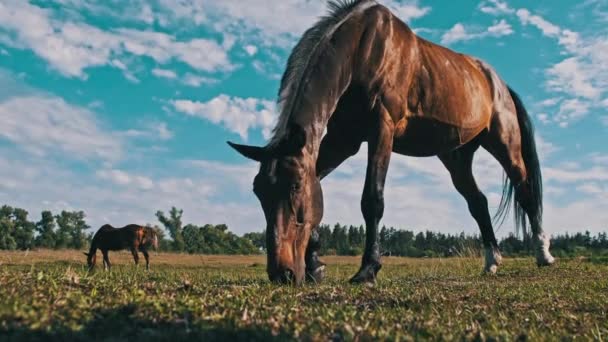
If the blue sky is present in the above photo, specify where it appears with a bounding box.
[0,0,606,236]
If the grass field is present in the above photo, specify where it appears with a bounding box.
[1,250,607,341]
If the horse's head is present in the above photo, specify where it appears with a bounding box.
[84,252,96,270]
[143,228,159,251]
[228,124,323,285]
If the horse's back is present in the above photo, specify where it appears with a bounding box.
[93,224,143,251]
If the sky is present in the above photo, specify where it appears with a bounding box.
[0,0,607,237]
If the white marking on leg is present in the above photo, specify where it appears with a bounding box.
[484,247,503,274]
[535,233,555,266]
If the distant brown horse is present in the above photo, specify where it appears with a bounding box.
[85,224,158,271]
[228,0,554,285]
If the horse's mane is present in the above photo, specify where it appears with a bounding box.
[269,0,375,147]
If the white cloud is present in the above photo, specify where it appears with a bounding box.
[182,159,258,194]
[151,68,177,79]
[383,0,431,22]
[88,100,104,109]
[516,9,561,37]
[441,19,513,44]
[139,3,155,25]
[554,98,592,127]
[537,97,562,107]
[514,7,608,127]
[441,23,468,45]
[0,151,260,234]
[0,0,433,83]
[479,0,514,16]
[545,165,608,183]
[115,29,235,73]
[122,121,174,141]
[171,95,276,140]
[535,135,559,161]
[152,68,217,86]
[0,95,122,161]
[576,183,604,195]
[155,122,173,140]
[0,1,233,79]
[182,73,218,87]
[546,58,600,100]
[487,19,514,36]
[96,169,154,190]
[153,0,430,49]
[244,45,258,56]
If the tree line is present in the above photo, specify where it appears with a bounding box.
[0,205,89,250]
[1,204,607,257]
[244,224,608,258]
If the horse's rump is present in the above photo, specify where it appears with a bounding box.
[405,38,494,132]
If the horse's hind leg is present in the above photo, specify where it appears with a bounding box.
[482,112,554,267]
[439,143,502,273]
[102,250,111,271]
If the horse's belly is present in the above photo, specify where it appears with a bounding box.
[99,237,128,251]
[392,117,484,157]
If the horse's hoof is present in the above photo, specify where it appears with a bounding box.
[306,265,326,284]
[483,248,502,274]
[536,254,555,267]
[483,264,498,275]
[349,262,382,284]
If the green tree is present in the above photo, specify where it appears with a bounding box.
[35,211,56,248]
[12,208,35,250]
[243,231,266,251]
[156,207,184,251]
[55,211,89,249]
[317,224,332,254]
[0,206,35,250]
[183,224,205,253]
[0,205,17,250]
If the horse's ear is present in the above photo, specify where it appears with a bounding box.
[227,141,268,162]
[276,123,306,156]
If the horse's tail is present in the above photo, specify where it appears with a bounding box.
[494,87,543,238]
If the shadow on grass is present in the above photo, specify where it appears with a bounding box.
[1,305,289,342]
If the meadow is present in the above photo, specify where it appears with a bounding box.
[0,250,607,341]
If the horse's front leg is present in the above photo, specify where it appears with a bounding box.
[141,249,150,271]
[130,247,140,267]
[307,130,363,283]
[350,105,394,284]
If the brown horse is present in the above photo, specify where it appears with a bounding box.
[85,224,159,271]
[228,0,554,285]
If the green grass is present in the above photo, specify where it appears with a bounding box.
[0,251,607,341]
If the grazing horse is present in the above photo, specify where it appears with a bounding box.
[85,224,158,271]
[228,0,555,285]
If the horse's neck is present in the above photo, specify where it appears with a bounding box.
[273,4,372,161]
[291,47,357,160]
